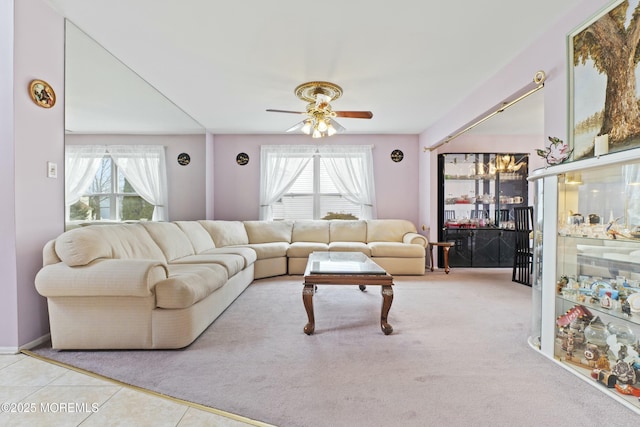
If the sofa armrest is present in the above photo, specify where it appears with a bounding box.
[403,232,428,248]
[42,239,61,266]
[35,259,168,298]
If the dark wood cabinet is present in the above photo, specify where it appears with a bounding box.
[437,153,528,268]
[443,228,516,267]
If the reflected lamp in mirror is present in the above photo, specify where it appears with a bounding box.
[495,154,526,173]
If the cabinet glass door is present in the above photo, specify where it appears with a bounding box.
[554,160,640,411]
[438,152,528,268]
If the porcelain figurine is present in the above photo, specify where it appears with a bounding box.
[600,292,614,309]
[612,361,637,384]
[584,343,601,367]
[614,383,640,397]
[622,300,632,317]
[537,136,572,166]
[595,354,611,371]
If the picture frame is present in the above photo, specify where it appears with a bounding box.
[29,79,56,108]
[569,0,640,160]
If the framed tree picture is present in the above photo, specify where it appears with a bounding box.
[569,0,640,160]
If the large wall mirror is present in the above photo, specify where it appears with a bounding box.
[65,21,205,134]
[64,21,206,228]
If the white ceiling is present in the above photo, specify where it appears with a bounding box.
[49,0,579,137]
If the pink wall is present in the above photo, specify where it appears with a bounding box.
[0,0,19,350]
[66,134,208,221]
[0,0,65,351]
[212,134,421,226]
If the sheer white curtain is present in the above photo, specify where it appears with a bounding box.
[260,145,316,220]
[107,145,169,221]
[65,145,107,207]
[317,145,377,219]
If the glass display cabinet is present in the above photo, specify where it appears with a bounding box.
[437,153,529,268]
[530,149,640,414]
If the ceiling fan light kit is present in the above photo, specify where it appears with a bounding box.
[267,81,372,138]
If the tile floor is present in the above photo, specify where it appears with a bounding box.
[0,353,272,427]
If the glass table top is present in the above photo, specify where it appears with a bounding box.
[306,251,387,275]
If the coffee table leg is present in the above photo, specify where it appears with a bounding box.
[303,284,315,335]
[443,246,451,274]
[380,285,394,335]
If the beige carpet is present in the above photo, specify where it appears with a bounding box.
[31,269,639,427]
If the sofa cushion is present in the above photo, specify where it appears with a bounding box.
[292,221,329,243]
[174,221,216,253]
[287,242,329,258]
[328,241,371,256]
[244,220,293,244]
[368,242,425,257]
[366,219,417,242]
[330,220,367,243]
[55,224,165,266]
[245,242,289,259]
[200,247,257,267]
[141,222,195,262]
[156,264,228,309]
[170,253,246,277]
[199,220,249,247]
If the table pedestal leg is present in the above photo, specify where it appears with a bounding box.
[429,244,435,272]
[380,285,394,335]
[430,243,453,274]
[303,284,315,335]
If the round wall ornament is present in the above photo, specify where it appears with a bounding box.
[29,79,56,108]
[391,149,404,162]
[177,153,191,166]
[236,152,249,165]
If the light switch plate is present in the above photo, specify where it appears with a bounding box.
[47,161,57,178]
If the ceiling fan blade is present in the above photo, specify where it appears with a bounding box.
[266,109,306,114]
[334,111,373,119]
[329,118,346,133]
[285,120,307,133]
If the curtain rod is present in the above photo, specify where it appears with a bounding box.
[424,70,546,152]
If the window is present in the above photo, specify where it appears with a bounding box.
[260,145,376,220]
[272,155,363,220]
[65,145,168,223]
[68,156,154,222]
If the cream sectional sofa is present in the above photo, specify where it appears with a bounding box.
[35,219,426,350]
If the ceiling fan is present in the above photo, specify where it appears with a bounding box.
[267,81,373,138]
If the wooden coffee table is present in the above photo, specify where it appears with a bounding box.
[302,252,394,335]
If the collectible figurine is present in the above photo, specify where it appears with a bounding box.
[622,300,632,317]
[556,276,568,295]
[595,354,611,370]
[605,216,631,239]
[600,292,613,309]
[584,343,601,367]
[618,344,628,362]
[612,361,637,384]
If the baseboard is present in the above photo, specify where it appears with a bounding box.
[0,333,52,354]
[0,346,20,355]
[14,333,51,353]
